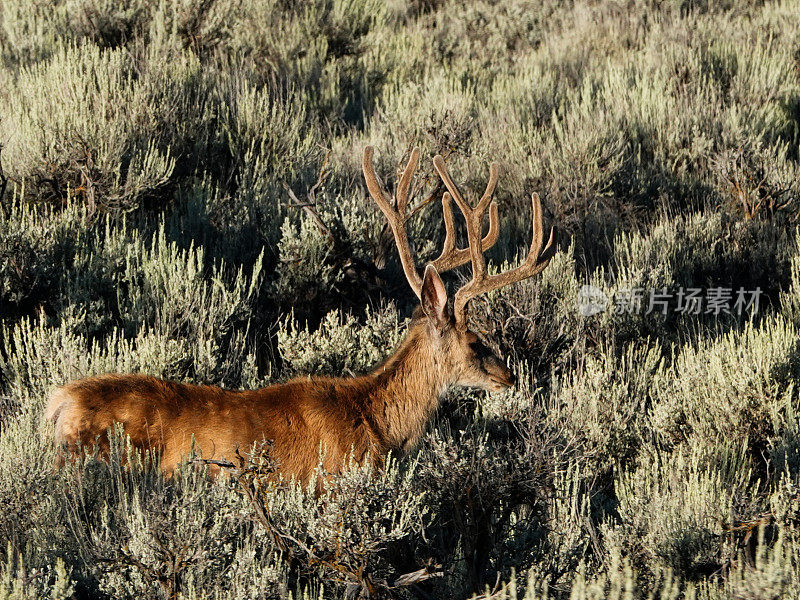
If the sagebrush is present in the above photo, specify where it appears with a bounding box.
[1,0,800,598]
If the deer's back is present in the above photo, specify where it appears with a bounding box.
[46,373,377,481]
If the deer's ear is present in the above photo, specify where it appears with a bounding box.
[421,265,450,331]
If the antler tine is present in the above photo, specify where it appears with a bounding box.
[433,152,557,328]
[435,192,457,262]
[430,156,501,274]
[476,162,499,213]
[453,192,556,326]
[365,147,502,300]
[430,192,500,272]
[396,147,418,215]
[363,146,423,297]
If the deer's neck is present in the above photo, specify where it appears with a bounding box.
[366,323,448,453]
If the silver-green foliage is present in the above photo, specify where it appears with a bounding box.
[255,456,429,594]
[2,0,800,598]
[278,304,403,376]
[61,438,284,600]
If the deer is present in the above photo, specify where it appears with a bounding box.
[45,146,556,484]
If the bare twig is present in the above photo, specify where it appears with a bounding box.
[309,149,330,200]
[0,144,8,219]
[282,150,334,240]
[193,457,236,469]
[390,561,443,588]
[196,452,443,598]
[282,181,333,241]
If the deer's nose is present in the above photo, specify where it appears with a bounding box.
[490,367,515,390]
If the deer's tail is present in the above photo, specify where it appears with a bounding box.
[45,386,75,443]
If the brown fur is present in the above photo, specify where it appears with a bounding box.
[46,306,514,484]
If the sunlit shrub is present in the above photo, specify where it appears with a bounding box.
[1,0,800,598]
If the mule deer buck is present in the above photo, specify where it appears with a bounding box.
[46,147,556,483]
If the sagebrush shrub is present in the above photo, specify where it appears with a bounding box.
[2,0,800,598]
